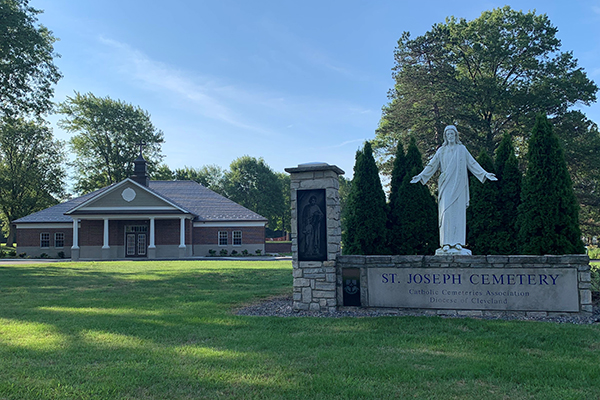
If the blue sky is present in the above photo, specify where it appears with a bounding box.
[35,0,600,186]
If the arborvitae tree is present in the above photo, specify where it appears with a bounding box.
[518,115,585,254]
[342,142,388,255]
[494,133,522,254]
[396,138,438,254]
[466,151,501,254]
[387,142,406,254]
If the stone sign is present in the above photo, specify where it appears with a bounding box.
[368,267,579,312]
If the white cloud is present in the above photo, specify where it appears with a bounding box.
[96,37,273,135]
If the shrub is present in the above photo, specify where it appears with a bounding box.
[58,251,66,259]
[18,252,26,258]
[219,249,228,256]
[7,249,16,257]
[40,253,50,259]
[255,249,262,256]
[242,249,249,256]
[208,249,216,257]
[587,246,600,259]
[0,249,4,258]
[230,250,238,256]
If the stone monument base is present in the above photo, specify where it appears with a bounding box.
[337,255,592,316]
[435,245,472,255]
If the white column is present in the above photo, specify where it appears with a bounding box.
[72,219,79,249]
[102,218,110,249]
[179,217,186,248]
[149,217,156,248]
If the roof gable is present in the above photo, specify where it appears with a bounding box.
[66,179,190,215]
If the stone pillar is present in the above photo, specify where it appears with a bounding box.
[285,163,344,312]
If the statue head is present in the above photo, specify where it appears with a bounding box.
[442,125,462,146]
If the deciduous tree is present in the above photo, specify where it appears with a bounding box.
[0,0,61,119]
[373,7,597,178]
[58,92,164,194]
[173,165,226,195]
[0,118,65,244]
[222,156,284,229]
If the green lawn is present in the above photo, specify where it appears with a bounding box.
[1,260,599,399]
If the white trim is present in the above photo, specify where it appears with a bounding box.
[65,178,192,215]
[16,223,73,229]
[64,214,193,220]
[193,221,266,228]
[81,206,179,211]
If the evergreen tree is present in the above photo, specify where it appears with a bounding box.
[466,151,501,254]
[387,142,406,254]
[518,115,585,254]
[494,133,522,254]
[396,138,438,254]
[343,142,388,255]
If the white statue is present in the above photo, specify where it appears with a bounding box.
[410,125,497,255]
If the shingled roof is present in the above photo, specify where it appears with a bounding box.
[13,180,266,224]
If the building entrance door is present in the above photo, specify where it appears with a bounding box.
[125,225,148,257]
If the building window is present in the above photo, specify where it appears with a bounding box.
[55,232,65,248]
[233,231,242,246]
[40,233,50,248]
[218,231,228,246]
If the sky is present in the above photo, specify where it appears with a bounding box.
[34,0,600,188]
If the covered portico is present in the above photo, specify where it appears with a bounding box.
[66,178,196,260]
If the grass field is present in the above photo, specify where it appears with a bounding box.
[1,260,599,399]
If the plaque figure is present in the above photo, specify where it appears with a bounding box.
[411,125,497,255]
[297,189,327,261]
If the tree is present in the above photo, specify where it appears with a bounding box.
[0,0,61,119]
[338,175,352,238]
[222,156,284,229]
[173,165,226,194]
[387,142,406,254]
[396,138,438,254]
[373,7,597,177]
[152,164,174,181]
[0,118,65,245]
[276,172,291,233]
[342,142,388,255]
[494,133,522,253]
[58,92,165,194]
[553,111,600,238]
[517,115,584,255]
[466,151,501,254]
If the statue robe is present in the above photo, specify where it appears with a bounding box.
[416,144,490,248]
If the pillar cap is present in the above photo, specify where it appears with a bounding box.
[285,162,344,175]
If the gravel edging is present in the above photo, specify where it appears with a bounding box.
[235,295,600,324]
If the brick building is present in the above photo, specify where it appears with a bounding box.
[13,155,266,260]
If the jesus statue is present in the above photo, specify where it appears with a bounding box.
[410,125,497,255]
